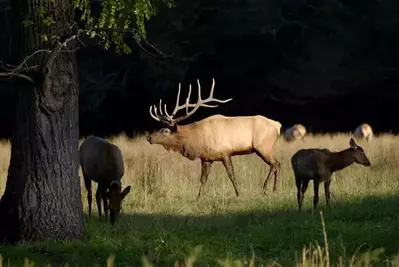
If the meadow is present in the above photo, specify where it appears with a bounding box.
[0,133,398,266]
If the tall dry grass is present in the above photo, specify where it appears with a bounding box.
[107,132,398,214]
[0,133,398,214]
[0,133,398,266]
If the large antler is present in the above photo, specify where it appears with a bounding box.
[149,78,233,126]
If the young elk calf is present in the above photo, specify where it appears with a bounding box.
[291,138,371,211]
[79,135,131,225]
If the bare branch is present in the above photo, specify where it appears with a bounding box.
[0,30,81,85]
[0,72,35,84]
[0,24,182,86]
[0,48,51,84]
[78,27,189,61]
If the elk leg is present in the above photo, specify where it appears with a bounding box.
[101,187,109,220]
[222,156,239,197]
[324,180,331,207]
[95,186,102,217]
[299,179,309,211]
[84,177,92,217]
[197,160,212,199]
[313,179,320,210]
[255,151,279,193]
[272,161,281,191]
[296,178,302,211]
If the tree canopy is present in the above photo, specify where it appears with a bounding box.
[75,0,174,54]
[0,0,398,137]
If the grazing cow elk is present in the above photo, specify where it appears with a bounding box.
[291,138,371,211]
[354,123,373,142]
[284,124,307,142]
[147,78,282,198]
[79,135,131,225]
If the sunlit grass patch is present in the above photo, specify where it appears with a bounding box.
[0,133,398,266]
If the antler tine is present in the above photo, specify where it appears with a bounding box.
[149,106,160,121]
[201,78,233,103]
[170,78,232,125]
[153,78,233,126]
[185,84,192,114]
[197,79,202,101]
[148,99,171,124]
[158,99,164,116]
[163,103,174,122]
[171,82,182,117]
[209,78,215,97]
[178,78,231,107]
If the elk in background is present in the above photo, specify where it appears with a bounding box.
[353,123,373,142]
[291,138,371,211]
[147,78,282,198]
[284,124,307,142]
[79,135,131,225]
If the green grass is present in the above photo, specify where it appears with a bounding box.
[0,133,398,266]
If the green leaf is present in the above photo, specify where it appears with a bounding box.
[39,0,174,54]
[37,5,46,17]
[22,20,34,27]
[122,43,132,54]
[43,17,56,26]
[104,40,110,50]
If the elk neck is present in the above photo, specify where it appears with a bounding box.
[161,137,183,154]
[326,148,356,172]
[174,125,201,160]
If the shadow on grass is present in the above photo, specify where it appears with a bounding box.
[1,194,398,266]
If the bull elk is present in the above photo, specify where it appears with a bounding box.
[79,135,131,225]
[147,78,282,198]
[353,123,373,142]
[284,124,306,142]
[291,138,371,211]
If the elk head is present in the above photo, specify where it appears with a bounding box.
[349,138,371,166]
[146,78,232,146]
[107,180,131,225]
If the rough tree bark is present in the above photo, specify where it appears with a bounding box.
[0,0,85,243]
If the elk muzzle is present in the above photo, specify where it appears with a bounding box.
[110,209,118,226]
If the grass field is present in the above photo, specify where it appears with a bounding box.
[0,133,398,266]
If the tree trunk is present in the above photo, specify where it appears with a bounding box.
[0,0,85,243]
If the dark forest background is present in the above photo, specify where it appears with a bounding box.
[0,0,398,139]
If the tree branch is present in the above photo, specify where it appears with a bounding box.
[0,23,190,85]
[0,72,35,84]
[0,32,81,85]
[0,49,51,84]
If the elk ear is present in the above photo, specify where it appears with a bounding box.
[121,186,131,199]
[349,138,357,149]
